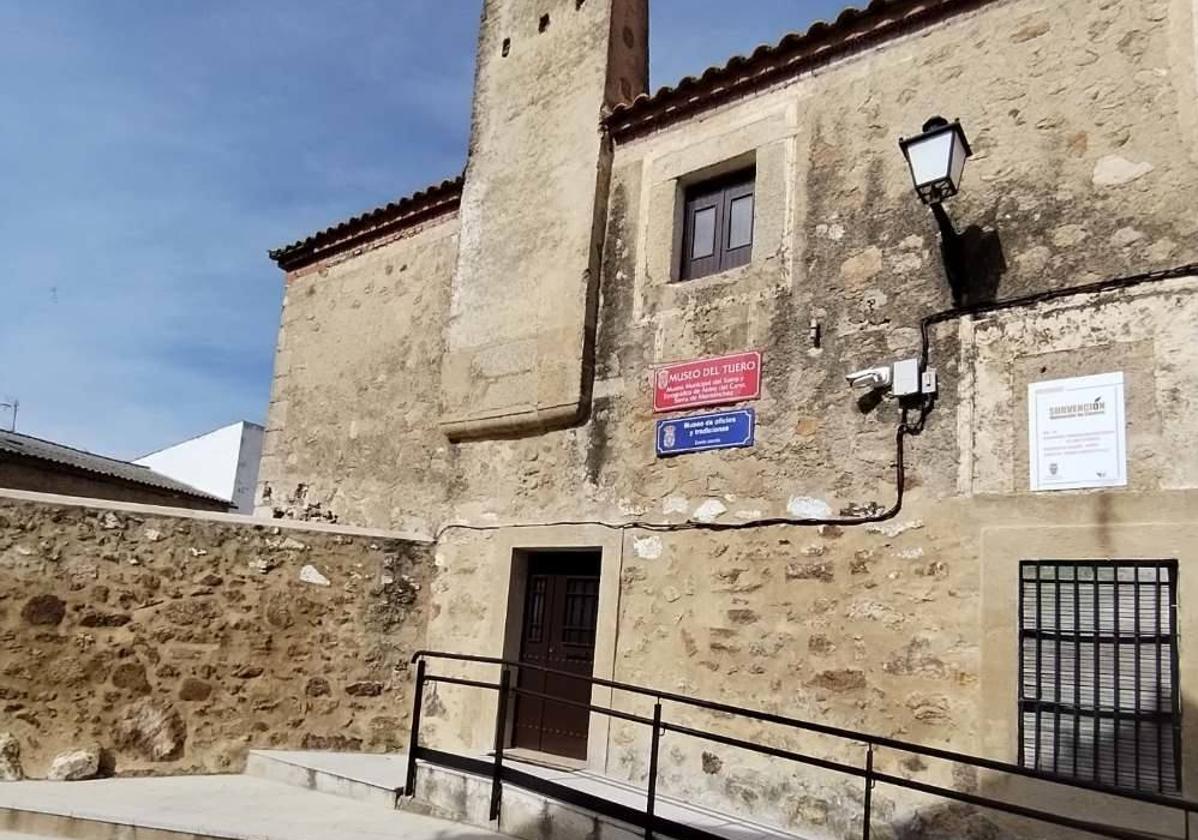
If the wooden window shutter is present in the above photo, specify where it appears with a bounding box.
[679,168,755,281]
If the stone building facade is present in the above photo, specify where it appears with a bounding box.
[260,0,1198,835]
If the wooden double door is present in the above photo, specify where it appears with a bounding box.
[512,552,601,760]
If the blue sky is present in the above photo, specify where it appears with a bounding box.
[0,1,847,459]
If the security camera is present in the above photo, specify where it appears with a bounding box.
[845,366,892,390]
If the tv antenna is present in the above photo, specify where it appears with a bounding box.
[0,398,18,432]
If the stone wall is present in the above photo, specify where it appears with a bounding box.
[439,0,648,437]
[421,486,1198,838]
[0,493,433,779]
[417,509,983,836]
[256,214,459,536]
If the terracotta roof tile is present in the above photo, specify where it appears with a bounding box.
[606,0,996,138]
[269,175,464,271]
[269,0,993,268]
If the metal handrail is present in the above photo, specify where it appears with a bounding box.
[407,649,1195,840]
[411,649,1196,813]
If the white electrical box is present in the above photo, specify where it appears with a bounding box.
[922,368,938,396]
[892,358,921,397]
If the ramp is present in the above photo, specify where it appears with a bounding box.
[0,771,502,840]
[247,749,805,840]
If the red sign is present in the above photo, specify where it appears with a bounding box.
[652,351,762,413]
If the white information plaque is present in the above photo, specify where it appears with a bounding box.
[1028,372,1127,492]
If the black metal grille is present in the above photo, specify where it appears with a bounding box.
[562,577,599,645]
[1019,560,1180,794]
[524,577,546,643]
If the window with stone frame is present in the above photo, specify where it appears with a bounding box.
[678,168,755,281]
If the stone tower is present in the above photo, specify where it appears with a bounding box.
[440,0,649,438]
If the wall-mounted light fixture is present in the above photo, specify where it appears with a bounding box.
[899,116,972,205]
[899,116,973,306]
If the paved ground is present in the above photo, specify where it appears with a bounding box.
[0,774,504,840]
[0,750,804,840]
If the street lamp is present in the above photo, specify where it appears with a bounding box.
[899,116,972,205]
[899,116,974,306]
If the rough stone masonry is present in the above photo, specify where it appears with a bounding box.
[0,493,433,778]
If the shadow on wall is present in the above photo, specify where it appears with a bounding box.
[412,689,1193,840]
[852,224,1005,418]
[888,794,1186,840]
[949,224,1008,308]
[882,708,1194,840]
[496,644,1188,840]
[885,581,1193,839]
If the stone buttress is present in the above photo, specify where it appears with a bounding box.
[440,0,648,438]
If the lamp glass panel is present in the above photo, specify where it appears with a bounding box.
[948,132,968,191]
[906,131,953,188]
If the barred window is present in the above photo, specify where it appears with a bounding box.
[1019,561,1180,794]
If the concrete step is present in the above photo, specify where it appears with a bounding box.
[244,750,406,809]
[0,774,503,840]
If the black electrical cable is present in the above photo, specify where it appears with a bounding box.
[435,262,1198,541]
[435,409,919,540]
[919,262,1198,369]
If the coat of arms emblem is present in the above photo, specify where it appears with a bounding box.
[662,424,676,449]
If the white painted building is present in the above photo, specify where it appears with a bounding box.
[136,421,264,514]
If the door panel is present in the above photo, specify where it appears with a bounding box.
[512,553,600,760]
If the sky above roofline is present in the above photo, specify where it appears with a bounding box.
[1,0,849,460]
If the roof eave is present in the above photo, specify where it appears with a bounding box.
[1,449,228,506]
[269,175,465,273]
[605,0,998,140]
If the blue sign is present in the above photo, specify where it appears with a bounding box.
[656,409,755,457]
